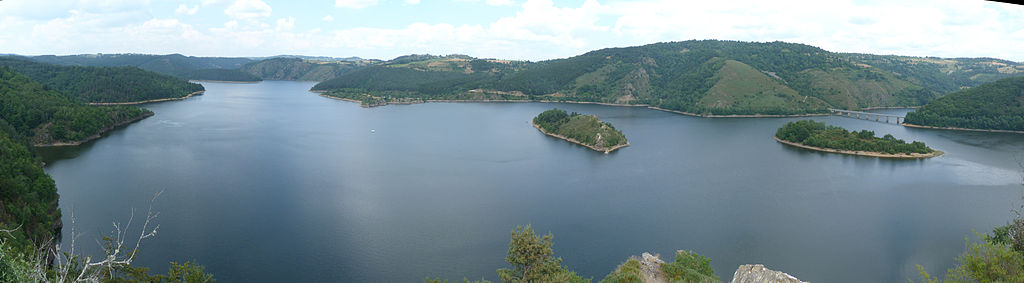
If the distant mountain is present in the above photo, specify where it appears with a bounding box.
[0,56,203,103]
[28,53,255,77]
[904,76,1024,131]
[239,57,376,81]
[841,53,1024,94]
[315,40,1016,115]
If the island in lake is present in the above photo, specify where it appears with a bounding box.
[775,120,942,158]
[532,108,629,153]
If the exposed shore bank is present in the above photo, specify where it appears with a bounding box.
[86,90,205,106]
[532,122,629,154]
[33,112,155,147]
[315,92,832,118]
[903,123,1024,134]
[774,136,943,159]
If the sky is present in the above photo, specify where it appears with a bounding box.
[0,0,1022,62]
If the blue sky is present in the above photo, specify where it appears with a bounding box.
[0,0,1022,61]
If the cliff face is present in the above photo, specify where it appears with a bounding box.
[731,264,807,283]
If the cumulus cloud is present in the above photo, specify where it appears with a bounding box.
[176,4,200,15]
[322,15,335,22]
[335,0,379,9]
[224,0,272,19]
[405,0,422,4]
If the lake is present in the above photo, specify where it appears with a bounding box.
[40,81,1024,282]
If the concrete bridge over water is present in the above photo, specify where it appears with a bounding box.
[828,108,904,124]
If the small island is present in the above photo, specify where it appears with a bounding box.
[775,120,942,158]
[533,108,629,154]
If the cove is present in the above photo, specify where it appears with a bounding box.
[40,81,1024,282]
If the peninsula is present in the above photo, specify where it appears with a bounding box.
[533,108,629,153]
[775,120,942,158]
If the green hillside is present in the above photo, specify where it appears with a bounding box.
[184,68,262,82]
[904,76,1024,131]
[313,40,957,115]
[29,53,254,77]
[0,57,204,103]
[842,53,1024,94]
[240,57,376,81]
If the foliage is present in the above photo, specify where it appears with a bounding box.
[904,76,1024,131]
[241,57,371,81]
[775,120,934,154]
[496,225,590,283]
[533,109,628,149]
[660,250,719,283]
[0,66,152,144]
[598,259,643,283]
[309,40,964,115]
[0,56,204,103]
[184,68,262,82]
[28,53,254,78]
[0,131,60,249]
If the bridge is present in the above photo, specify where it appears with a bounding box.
[828,108,904,124]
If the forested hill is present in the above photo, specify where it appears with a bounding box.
[0,57,203,103]
[313,40,1006,115]
[0,66,157,251]
[841,54,1024,95]
[28,53,254,78]
[904,76,1024,131]
[239,57,377,81]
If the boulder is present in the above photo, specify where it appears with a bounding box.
[731,264,807,283]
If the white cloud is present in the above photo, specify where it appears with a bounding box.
[175,4,200,15]
[276,17,295,31]
[322,15,335,22]
[224,0,272,19]
[406,0,422,4]
[335,0,379,9]
[485,0,514,6]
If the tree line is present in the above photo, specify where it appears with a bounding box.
[904,76,1024,131]
[775,120,933,154]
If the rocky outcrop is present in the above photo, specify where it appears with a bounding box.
[636,252,668,283]
[731,264,807,283]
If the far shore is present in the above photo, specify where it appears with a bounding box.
[86,90,205,106]
[188,80,263,84]
[33,112,155,147]
[774,136,943,159]
[902,123,1024,134]
[532,122,629,154]
[314,91,833,118]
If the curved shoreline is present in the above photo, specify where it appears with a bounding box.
[33,112,155,147]
[86,90,205,106]
[532,122,629,154]
[773,136,943,159]
[314,91,832,118]
[188,80,263,84]
[902,123,1024,134]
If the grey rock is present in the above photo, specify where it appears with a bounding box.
[731,264,807,283]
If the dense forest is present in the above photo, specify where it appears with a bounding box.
[240,57,376,81]
[0,66,214,282]
[533,109,628,151]
[311,40,1019,115]
[903,76,1024,131]
[0,57,204,103]
[0,65,152,267]
[184,68,262,82]
[775,120,934,155]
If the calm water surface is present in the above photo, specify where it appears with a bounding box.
[41,81,1024,282]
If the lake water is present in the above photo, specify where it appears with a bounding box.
[41,81,1024,282]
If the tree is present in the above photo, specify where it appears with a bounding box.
[496,225,590,283]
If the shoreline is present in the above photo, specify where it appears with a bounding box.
[315,92,832,118]
[33,112,155,147]
[773,136,943,159]
[532,122,629,154]
[902,123,1024,134]
[86,90,205,106]
[189,80,262,84]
